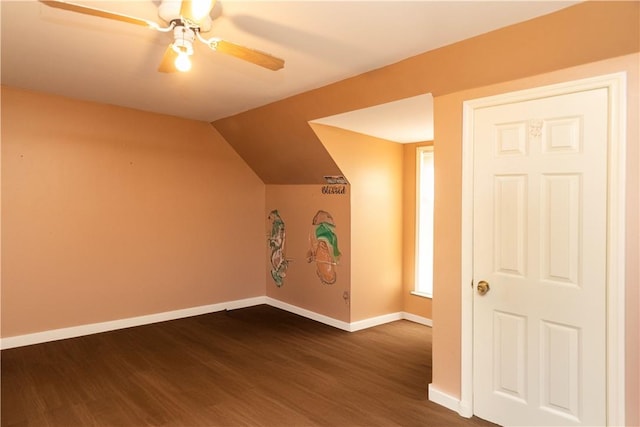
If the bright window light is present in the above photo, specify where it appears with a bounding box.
[414,147,434,298]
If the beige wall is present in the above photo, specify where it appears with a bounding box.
[214,2,639,185]
[312,126,435,322]
[265,184,350,322]
[312,124,404,321]
[1,87,266,337]
[215,2,639,422]
[2,0,638,422]
[432,54,639,424]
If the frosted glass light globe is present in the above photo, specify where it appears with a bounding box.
[175,51,192,72]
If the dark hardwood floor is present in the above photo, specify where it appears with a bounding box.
[1,305,496,426]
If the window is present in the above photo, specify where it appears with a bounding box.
[414,147,434,298]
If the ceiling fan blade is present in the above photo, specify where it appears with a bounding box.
[208,39,284,71]
[39,0,160,29]
[180,0,215,25]
[158,44,178,73]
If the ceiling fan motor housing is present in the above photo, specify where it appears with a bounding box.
[158,0,212,32]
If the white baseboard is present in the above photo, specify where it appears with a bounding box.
[402,312,433,327]
[428,384,471,417]
[0,296,267,350]
[1,296,432,349]
[264,299,432,333]
[265,297,352,331]
[350,312,403,331]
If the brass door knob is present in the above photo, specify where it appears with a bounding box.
[477,280,490,296]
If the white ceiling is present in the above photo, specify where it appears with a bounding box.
[311,93,434,143]
[1,1,578,140]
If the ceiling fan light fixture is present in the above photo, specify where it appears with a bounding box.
[171,39,193,56]
[174,51,192,72]
[172,25,195,55]
[171,25,195,72]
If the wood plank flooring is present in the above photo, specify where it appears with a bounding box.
[1,305,497,426]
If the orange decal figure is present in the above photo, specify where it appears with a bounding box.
[306,210,340,285]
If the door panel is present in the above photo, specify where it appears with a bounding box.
[539,320,580,421]
[494,175,526,276]
[493,310,527,402]
[473,88,608,426]
[540,174,580,286]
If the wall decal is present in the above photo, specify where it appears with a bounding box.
[306,210,341,285]
[268,210,288,287]
[321,185,346,195]
[323,175,348,184]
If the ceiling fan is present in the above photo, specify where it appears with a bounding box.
[39,0,285,73]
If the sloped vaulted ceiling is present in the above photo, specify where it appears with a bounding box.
[212,1,639,184]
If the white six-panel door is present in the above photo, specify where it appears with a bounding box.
[472,88,609,426]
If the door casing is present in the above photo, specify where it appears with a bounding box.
[460,72,627,426]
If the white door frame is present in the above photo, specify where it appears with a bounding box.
[460,72,627,425]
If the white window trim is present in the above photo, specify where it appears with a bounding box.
[410,290,432,299]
